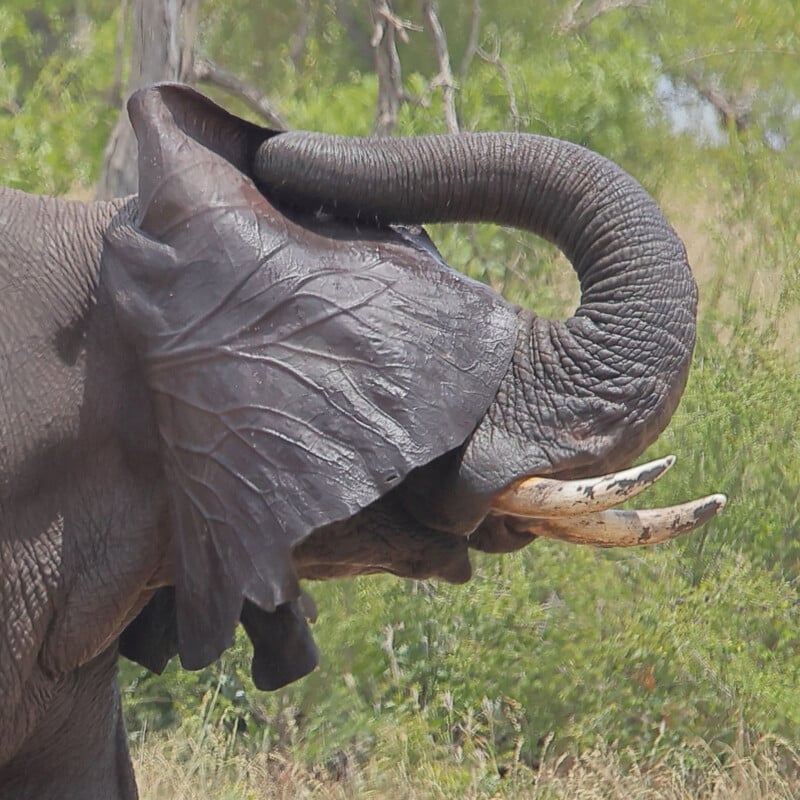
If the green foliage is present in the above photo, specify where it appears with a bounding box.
[4,0,800,786]
[122,644,258,738]
[123,0,800,779]
[0,2,120,193]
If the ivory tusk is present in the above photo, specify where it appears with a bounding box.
[493,456,676,517]
[516,493,727,547]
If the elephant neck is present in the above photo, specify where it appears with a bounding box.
[0,187,138,497]
[0,187,131,330]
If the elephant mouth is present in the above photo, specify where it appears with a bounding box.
[488,455,726,547]
[289,456,726,585]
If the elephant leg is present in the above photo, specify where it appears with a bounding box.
[0,645,137,800]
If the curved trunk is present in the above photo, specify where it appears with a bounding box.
[254,133,697,517]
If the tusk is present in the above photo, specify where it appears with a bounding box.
[493,455,676,517]
[515,493,727,547]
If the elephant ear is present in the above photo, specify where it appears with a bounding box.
[119,587,178,674]
[103,84,517,673]
[120,587,318,691]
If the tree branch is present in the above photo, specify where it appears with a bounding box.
[457,0,482,80]
[421,0,459,133]
[558,0,650,34]
[370,0,411,136]
[192,57,287,129]
[685,72,753,133]
[477,40,523,131]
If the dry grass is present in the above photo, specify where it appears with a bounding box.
[134,728,800,800]
[527,737,800,800]
[664,190,800,355]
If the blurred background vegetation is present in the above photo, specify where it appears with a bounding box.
[1,0,799,796]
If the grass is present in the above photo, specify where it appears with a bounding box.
[124,172,800,797]
[134,726,800,799]
[113,70,800,800]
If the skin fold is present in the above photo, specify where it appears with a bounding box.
[0,84,701,798]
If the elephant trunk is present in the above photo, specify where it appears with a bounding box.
[254,133,697,510]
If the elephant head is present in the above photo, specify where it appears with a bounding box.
[254,128,698,505]
[104,84,723,678]
[0,83,723,798]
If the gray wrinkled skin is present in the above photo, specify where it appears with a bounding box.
[0,84,697,798]
[0,190,157,798]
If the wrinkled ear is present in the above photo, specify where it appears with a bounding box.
[119,587,178,673]
[128,82,278,229]
[103,84,518,676]
[107,85,302,669]
[240,598,319,691]
[118,587,319,690]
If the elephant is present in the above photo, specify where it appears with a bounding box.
[0,83,724,799]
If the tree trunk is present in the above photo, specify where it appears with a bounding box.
[96,0,199,199]
[369,0,404,136]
